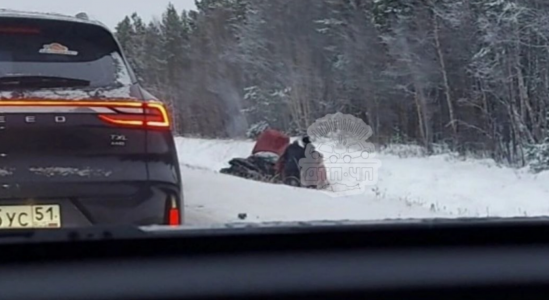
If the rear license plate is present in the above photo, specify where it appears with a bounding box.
[0,205,61,229]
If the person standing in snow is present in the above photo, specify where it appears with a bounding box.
[300,137,328,189]
[276,137,310,187]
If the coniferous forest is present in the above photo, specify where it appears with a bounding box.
[115,0,549,169]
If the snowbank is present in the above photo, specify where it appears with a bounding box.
[176,137,549,225]
[176,138,254,171]
[375,154,549,217]
[181,166,447,224]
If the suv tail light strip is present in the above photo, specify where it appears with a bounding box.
[0,100,171,130]
[145,103,171,128]
[99,102,170,129]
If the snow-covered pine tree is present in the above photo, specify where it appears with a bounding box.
[526,111,549,173]
[112,0,549,166]
[246,121,270,139]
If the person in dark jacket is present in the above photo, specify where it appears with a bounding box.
[277,136,311,187]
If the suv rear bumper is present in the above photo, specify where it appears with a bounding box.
[0,181,183,227]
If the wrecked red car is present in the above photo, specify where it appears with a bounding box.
[220,129,328,189]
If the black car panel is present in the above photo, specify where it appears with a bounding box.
[0,15,182,228]
[0,17,133,88]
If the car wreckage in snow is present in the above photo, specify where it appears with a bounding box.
[220,129,329,189]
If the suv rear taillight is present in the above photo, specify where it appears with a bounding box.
[0,100,172,130]
[98,102,171,130]
[166,195,181,226]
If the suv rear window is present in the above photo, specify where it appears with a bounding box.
[0,18,133,89]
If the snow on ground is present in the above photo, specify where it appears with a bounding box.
[177,138,254,172]
[375,154,549,218]
[181,166,446,225]
[176,137,549,225]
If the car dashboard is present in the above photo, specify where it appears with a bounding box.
[0,218,549,300]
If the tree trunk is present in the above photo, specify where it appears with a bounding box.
[432,11,457,144]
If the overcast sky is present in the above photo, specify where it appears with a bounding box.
[0,0,197,29]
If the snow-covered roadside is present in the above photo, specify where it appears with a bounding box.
[177,138,447,224]
[177,138,254,171]
[375,154,549,218]
[181,165,447,224]
[176,137,549,225]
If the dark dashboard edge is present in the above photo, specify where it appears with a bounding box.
[0,216,546,264]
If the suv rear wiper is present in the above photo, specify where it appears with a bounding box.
[0,75,91,89]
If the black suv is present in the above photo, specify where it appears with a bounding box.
[0,11,183,228]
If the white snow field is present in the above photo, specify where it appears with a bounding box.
[177,137,549,226]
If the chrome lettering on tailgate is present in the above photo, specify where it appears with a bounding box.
[0,115,68,125]
[111,134,127,147]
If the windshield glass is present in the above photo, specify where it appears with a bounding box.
[0,0,545,235]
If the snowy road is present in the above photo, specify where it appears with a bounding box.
[184,208,221,226]
[177,137,549,226]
